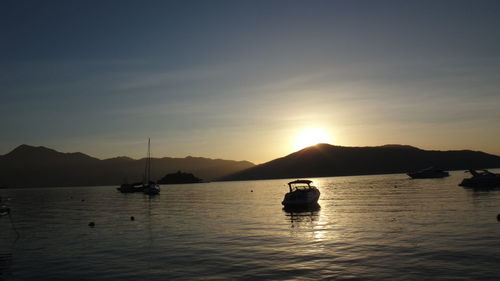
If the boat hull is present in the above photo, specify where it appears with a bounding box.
[117,183,145,193]
[143,183,160,195]
[407,170,449,179]
[283,202,321,213]
[459,177,500,188]
[282,188,320,207]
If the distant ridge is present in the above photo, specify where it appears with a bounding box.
[220,143,500,181]
[0,144,254,188]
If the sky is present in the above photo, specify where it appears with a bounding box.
[1,0,500,164]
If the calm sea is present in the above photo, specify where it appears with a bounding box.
[1,170,500,280]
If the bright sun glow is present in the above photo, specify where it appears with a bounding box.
[293,128,332,151]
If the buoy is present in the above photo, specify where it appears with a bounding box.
[81,199,85,202]
[130,216,135,221]
[88,222,95,227]
[251,190,253,192]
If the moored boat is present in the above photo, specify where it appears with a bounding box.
[143,181,160,195]
[282,180,320,207]
[117,138,160,195]
[407,167,449,179]
[459,169,500,188]
[116,182,145,193]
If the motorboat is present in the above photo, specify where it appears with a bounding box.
[282,180,320,207]
[407,167,449,179]
[459,169,500,188]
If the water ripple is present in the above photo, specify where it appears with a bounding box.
[1,171,500,280]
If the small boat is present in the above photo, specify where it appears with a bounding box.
[117,138,160,195]
[116,182,145,193]
[282,180,320,207]
[407,167,449,179]
[459,169,500,188]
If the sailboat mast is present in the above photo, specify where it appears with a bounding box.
[147,138,151,183]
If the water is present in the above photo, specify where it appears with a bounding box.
[1,170,500,280]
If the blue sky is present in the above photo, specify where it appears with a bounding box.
[1,0,500,163]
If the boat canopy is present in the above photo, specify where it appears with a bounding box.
[288,180,312,185]
[287,179,313,192]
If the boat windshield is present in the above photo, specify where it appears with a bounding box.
[287,180,315,192]
[290,184,313,191]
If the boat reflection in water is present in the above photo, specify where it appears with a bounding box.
[283,202,321,214]
[283,203,321,232]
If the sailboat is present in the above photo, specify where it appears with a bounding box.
[116,138,160,194]
[142,138,160,196]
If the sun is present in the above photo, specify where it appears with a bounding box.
[293,128,332,151]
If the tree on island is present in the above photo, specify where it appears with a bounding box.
[157,171,202,184]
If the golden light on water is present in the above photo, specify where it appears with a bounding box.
[293,128,332,152]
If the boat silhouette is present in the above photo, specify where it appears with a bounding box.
[459,169,500,189]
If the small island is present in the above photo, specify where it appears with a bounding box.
[157,171,203,184]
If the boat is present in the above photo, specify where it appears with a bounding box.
[282,180,320,208]
[143,181,160,195]
[116,182,145,193]
[117,138,160,195]
[459,169,500,189]
[407,167,449,179]
[142,138,160,196]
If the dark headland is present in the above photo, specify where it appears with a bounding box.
[0,144,253,188]
[220,144,500,181]
[157,171,203,184]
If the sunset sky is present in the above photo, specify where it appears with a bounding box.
[1,0,500,164]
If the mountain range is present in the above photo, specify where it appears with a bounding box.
[2,143,500,188]
[221,144,500,181]
[0,144,254,188]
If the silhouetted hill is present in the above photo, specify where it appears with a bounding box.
[158,171,202,184]
[0,144,254,188]
[220,144,500,181]
[5,144,98,162]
